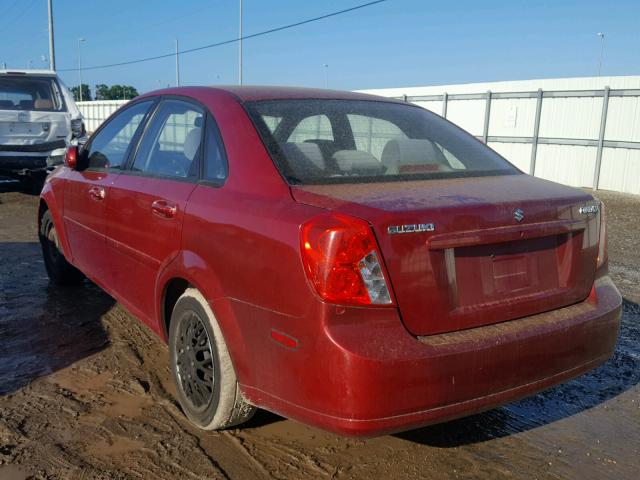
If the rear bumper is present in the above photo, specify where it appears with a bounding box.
[0,151,65,178]
[244,275,621,436]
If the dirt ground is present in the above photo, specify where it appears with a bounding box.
[0,188,638,480]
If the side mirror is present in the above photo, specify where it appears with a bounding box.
[64,146,78,169]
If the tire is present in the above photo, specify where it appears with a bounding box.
[169,288,255,430]
[39,209,84,285]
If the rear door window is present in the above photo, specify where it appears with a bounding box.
[86,100,153,170]
[132,99,204,179]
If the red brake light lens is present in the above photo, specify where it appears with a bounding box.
[64,146,78,169]
[300,213,394,306]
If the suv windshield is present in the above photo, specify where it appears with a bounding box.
[246,99,519,185]
[0,76,64,112]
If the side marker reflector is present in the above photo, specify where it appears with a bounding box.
[270,329,299,350]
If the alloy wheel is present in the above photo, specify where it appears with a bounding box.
[175,312,215,411]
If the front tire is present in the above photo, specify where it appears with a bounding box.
[169,288,255,430]
[39,209,84,285]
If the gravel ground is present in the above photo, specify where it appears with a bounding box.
[0,188,638,480]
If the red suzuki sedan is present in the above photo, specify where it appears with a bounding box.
[38,86,621,436]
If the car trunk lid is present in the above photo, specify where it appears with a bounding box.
[291,174,599,336]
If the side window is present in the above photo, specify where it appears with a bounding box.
[132,100,204,179]
[86,100,153,170]
[347,114,407,160]
[203,115,228,182]
[288,115,333,143]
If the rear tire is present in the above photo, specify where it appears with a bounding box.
[39,209,84,285]
[169,288,255,430]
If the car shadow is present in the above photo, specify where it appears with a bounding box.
[0,241,115,395]
[396,298,640,447]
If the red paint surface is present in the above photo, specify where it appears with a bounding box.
[40,86,621,436]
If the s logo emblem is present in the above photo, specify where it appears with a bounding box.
[513,208,524,222]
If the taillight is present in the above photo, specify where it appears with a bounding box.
[300,213,394,306]
[597,201,607,269]
[70,118,85,139]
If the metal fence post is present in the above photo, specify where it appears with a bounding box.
[593,86,610,190]
[483,90,492,143]
[441,92,448,118]
[529,88,543,175]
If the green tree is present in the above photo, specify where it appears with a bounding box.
[94,84,110,100]
[107,84,139,100]
[71,84,92,102]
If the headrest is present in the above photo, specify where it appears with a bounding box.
[184,127,202,161]
[280,142,325,176]
[333,150,382,173]
[35,99,53,109]
[381,139,452,174]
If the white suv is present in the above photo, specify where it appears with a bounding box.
[0,70,86,192]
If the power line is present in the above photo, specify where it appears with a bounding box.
[58,0,388,73]
[0,0,37,33]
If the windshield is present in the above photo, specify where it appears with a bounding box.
[0,76,65,112]
[246,99,519,185]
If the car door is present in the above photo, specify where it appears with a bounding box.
[63,100,154,279]
[105,98,203,324]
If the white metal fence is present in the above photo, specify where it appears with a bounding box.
[361,76,640,195]
[77,100,128,134]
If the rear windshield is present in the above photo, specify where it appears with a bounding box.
[0,76,65,112]
[246,99,519,185]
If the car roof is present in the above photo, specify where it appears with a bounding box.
[141,85,406,105]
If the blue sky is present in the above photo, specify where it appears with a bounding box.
[1,0,638,94]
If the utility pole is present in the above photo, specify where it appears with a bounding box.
[47,0,56,71]
[238,0,243,85]
[597,32,605,77]
[77,38,86,101]
[323,64,329,88]
[175,38,180,86]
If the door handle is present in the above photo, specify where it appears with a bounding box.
[151,199,177,219]
[88,186,106,201]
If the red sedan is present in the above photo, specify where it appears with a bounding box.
[38,86,621,436]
